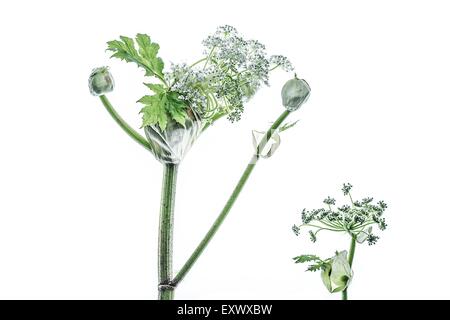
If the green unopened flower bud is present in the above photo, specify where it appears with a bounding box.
[321,251,353,293]
[281,76,310,111]
[88,66,114,96]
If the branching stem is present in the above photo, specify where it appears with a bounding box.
[171,110,291,287]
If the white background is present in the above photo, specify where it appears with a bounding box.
[0,0,449,300]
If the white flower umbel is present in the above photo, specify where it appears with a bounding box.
[165,25,295,124]
[293,183,388,300]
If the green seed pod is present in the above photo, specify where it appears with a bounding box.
[321,251,353,293]
[88,66,115,96]
[281,76,311,111]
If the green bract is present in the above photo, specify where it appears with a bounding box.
[88,67,114,96]
[281,77,311,111]
[144,109,202,164]
[321,251,353,293]
[252,130,281,158]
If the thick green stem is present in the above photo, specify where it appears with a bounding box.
[158,164,178,300]
[171,110,290,287]
[99,95,151,151]
[342,235,356,300]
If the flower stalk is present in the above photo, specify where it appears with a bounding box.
[158,164,178,300]
[171,110,290,286]
[342,235,356,300]
[96,96,297,299]
[99,95,151,151]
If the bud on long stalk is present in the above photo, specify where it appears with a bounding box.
[88,67,115,96]
[281,76,311,111]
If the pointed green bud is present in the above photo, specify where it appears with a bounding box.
[88,66,115,96]
[281,75,310,111]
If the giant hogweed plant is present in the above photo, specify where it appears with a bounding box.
[292,184,388,300]
[89,26,310,299]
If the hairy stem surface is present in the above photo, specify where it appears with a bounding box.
[158,164,178,300]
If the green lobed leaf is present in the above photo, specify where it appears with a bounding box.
[144,83,165,94]
[138,94,168,131]
[107,34,164,78]
[138,91,188,131]
[307,264,323,272]
[136,34,164,77]
[293,255,321,264]
[166,92,187,127]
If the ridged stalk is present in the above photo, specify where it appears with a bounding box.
[158,164,178,300]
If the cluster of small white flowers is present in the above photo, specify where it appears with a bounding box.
[165,25,294,123]
[293,184,388,246]
[269,55,294,72]
[165,63,208,114]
